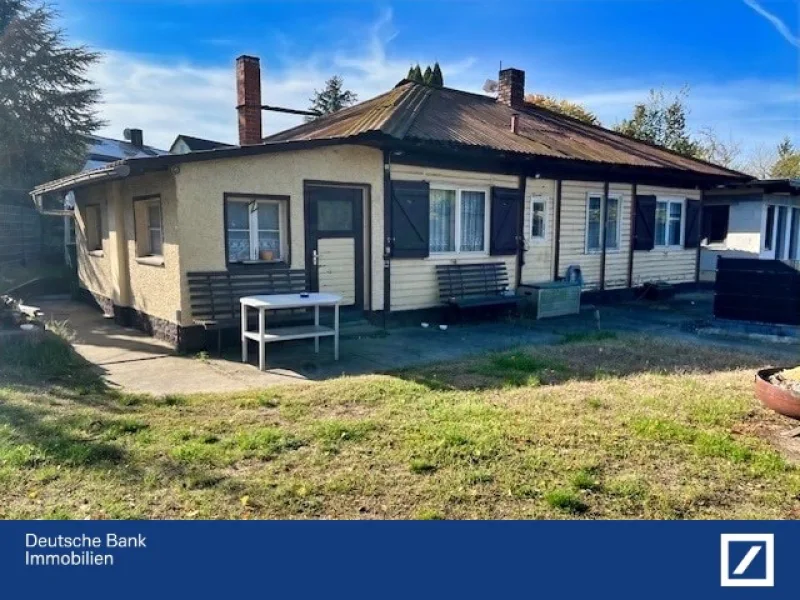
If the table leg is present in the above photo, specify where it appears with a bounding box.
[258,308,266,371]
[334,303,339,361]
[314,305,320,353]
[241,304,248,363]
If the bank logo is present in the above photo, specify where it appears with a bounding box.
[720,534,774,587]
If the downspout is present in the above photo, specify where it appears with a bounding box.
[599,181,610,291]
[694,188,705,284]
[552,179,562,280]
[382,149,392,329]
[627,182,637,288]
[515,172,527,287]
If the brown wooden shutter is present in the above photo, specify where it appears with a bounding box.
[390,180,430,258]
[490,186,520,256]
[684,199,701,248]
[633,195,656,251]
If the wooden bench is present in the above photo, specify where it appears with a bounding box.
[187,268,307,354]
[436,262,519,319]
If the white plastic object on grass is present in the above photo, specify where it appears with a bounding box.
[439,325,448,331]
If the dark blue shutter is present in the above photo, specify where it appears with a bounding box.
[684,199,701,248]
[490,187,520,256]
[390,180,429,258]
[633,195,656,251]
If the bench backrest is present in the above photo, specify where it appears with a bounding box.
[187,269,307,323]
[436,262,510,302]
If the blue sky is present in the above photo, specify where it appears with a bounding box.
[58,0,799,164]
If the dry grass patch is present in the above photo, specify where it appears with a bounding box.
[0,333,798,519]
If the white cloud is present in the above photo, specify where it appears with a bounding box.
[88,8,796,156]
[89,8,479,150]
[742,0,800,48]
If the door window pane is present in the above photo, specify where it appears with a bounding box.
[430,189,456,253]
[764,205,775,250]
[460,191,485,252]
[317,199,353,231]
[775,206,787,259]
[531,201,545,239]
[789,207,799,260]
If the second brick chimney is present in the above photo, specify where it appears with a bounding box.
[236,55,262,146]
[497,67,525,109]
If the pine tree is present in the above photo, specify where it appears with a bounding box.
[0,0,103,191]
[406,65,415,81]
[410,64,423,83]
[430,62,444,87]
[423,65,433,85]
[306,75,358,121]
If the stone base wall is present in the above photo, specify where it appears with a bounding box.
[77,286,205,352]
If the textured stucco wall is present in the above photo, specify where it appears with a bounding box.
[174,145,384,323]
[75,184,115,307]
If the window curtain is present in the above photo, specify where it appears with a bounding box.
[532,202,545,238]
[668,203,682,246]
[460,191,485,251]
[226,201,250,262]
[430,189,455,252]
[655,202,668,247]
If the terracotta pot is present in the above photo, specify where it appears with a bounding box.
[755,368,800,420]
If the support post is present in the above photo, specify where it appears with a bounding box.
[695,188,705,284]
[599,181,610,291]
[627,182,637,289]
[553,180,562,280]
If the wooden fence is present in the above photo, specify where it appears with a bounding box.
[714,257,800,325]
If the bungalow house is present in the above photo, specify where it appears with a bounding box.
[700,179,800,280]
[31,55,750,350]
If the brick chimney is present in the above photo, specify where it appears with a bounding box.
[497,68,525,109]
[236,55,262,146]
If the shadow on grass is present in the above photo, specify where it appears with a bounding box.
[394,335,785,392]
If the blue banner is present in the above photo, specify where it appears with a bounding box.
[1,521,795,598]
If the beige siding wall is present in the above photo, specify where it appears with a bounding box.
[174,145,384,324]
[388,164,518,311]
[631,185,700,286]
[521,178,557,283]
[556,181,698,289]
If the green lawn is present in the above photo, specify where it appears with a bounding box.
[0,329,798,519]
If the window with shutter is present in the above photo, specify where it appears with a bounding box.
[684,199,701,249]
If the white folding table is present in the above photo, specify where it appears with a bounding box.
[240,293,342,371]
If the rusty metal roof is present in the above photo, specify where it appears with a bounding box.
[265,81,745,179]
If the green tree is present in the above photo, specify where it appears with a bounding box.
[409,64,423,83]
[430,62,444,87]
[770,136,800,178]
[306,75,357,121]
[525,94,599,125]
[0,0,102,192]
[614,87,702,158]
[422,65,433,84]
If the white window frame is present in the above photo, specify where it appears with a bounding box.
[530,195,548,243]
[429,183,491,256]
[584,192,622,253]
[654,197,686,250]
[226,197,287,263]
[762,203,799,260]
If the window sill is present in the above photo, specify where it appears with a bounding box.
[427,251,490,260]
[88,249,104,258]
[652,246,685,253]
[135,255,165,267]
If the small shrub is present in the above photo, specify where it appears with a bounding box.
[571,469,601,491]
[416,508,444,520]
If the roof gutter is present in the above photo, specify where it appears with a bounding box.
[31,163,131,199]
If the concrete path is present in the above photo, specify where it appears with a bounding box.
[39,300,560,396]
[39,293,797,396]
